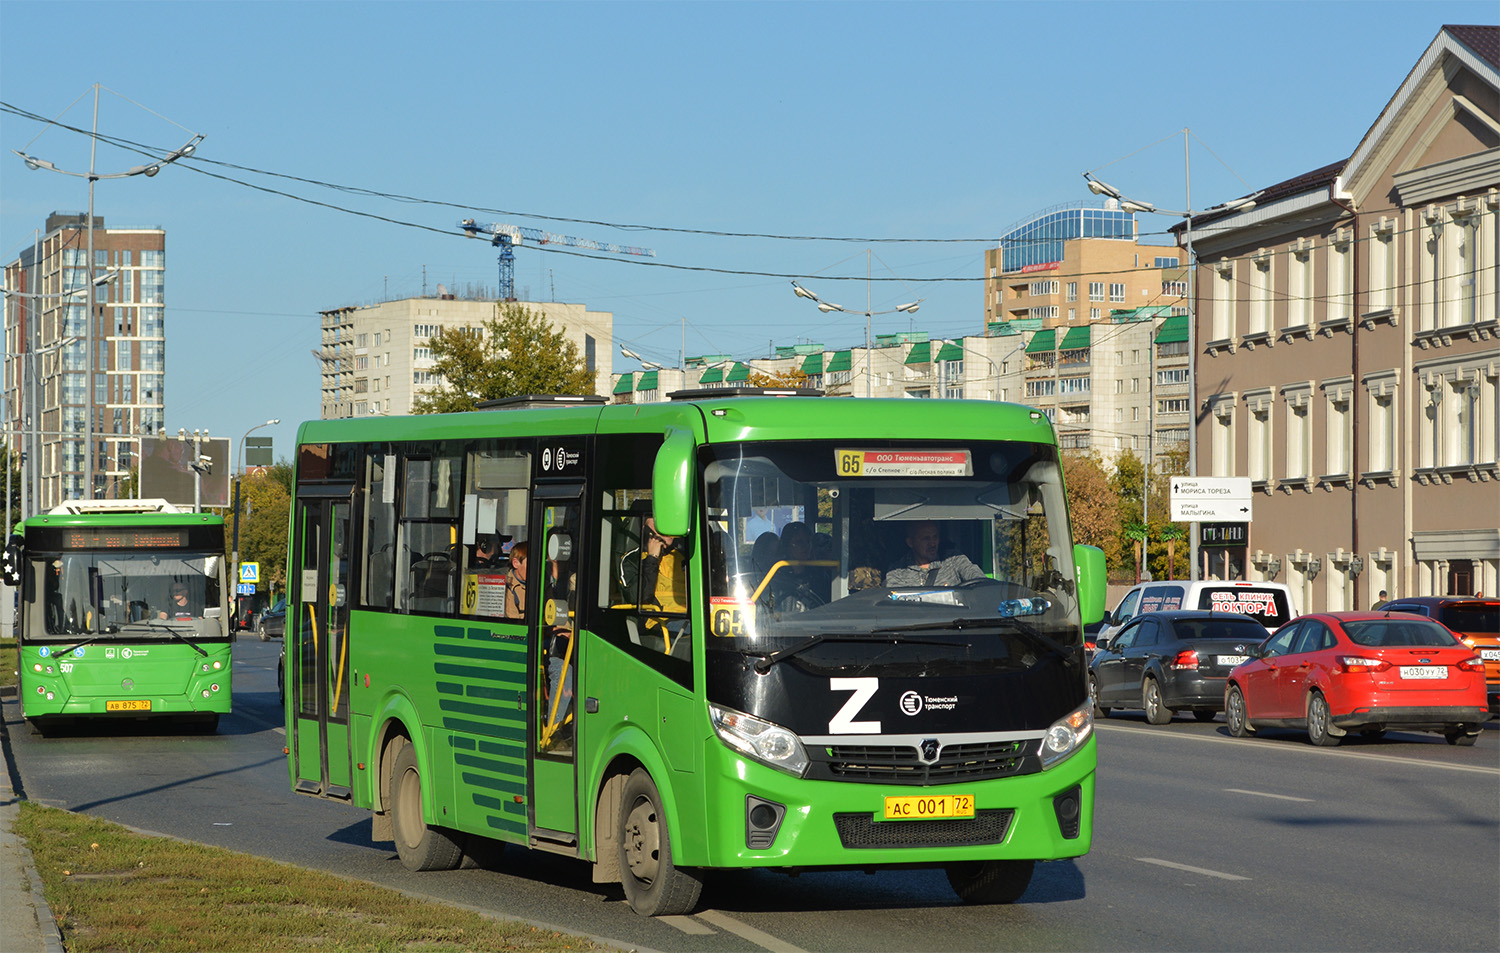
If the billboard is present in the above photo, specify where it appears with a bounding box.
[139,436,232,509]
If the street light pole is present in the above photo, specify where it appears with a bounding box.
[15,84,201,501]
[232,418,278,624]
[791,265,920,399]
[1083,140,1260,581]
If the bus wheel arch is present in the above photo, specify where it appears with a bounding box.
[590,759,641,886]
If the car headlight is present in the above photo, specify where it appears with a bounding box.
[709,703,809,777]
[1040,700,1094,769]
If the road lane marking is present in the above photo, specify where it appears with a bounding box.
[659,915,715,935]
[696,909,810,953]
[1096,723,1500,775]
[1137,857,1250,881]
[1225,788,1313,802]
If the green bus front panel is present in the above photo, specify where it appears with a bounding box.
[693,737,1096,869]
[19,643,232,718]
[349,613,531,843]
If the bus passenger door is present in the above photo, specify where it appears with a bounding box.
[291,491,355,799]
[529,486,583,841]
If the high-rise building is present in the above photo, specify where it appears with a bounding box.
[4,212,167,511]
[317,296,613,418]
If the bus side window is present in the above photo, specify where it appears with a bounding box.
[591,434,692,687]
[362,451,397,611]
[399,455,459,616]
[461,446,531,618]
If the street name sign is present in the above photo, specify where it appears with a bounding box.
[1171,476,1253,522]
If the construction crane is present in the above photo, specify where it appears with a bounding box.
[459,219,655,301]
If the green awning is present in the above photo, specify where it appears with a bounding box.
[699,366,724,384]
[726,362,749,383]
[1059,326,1092,350]
[613,373,634,395]
[935,342,964,362]
[1156,314,1189,344]
[1025,329,1057,353]
[636,370,658,391]
[801,353,824,374]
[904,341,931,365]
[827,350,851,373]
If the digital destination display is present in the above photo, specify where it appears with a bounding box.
[60,528,190,550]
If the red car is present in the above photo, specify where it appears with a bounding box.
[1224,611,1487,746]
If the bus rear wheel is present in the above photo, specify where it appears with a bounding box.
[618,768,701,916]
[389,740,463,871]
[946,859,1035,904]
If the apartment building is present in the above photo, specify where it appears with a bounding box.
[1181,25,1499,611]
[984,201,1190,331]
[316,295,613,418]
[3,212,168,510]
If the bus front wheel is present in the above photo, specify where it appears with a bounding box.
[946,859,1035,904]
[618,768,702,916]
[389,740,463,871]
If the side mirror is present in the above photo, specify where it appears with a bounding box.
[651,427,695,538]
[1073,544,1106,625]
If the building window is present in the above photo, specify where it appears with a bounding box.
[1212,262,1235,340]
[1156,368,1189,386]
[1248,255,1271,335]
[1211,402,1234,477]
[1090,308,1101,320]
[1066,282,1077,302]
[1328,232,1353,322]
[1367,386,1396,473]
[1456,213,1481,325]
[1029,279,1059,296]
[1154,257,1180,268]
[1288,248,1312,328]
[1285,395,1311,481]
[1324,386,1351,477]
[1088,282,1105,302]
[1157,398,1189,415]
[1161,280,1186,296]
[1369,221,1396,313]
[1109,283,1126,303]
[1025,380,1056,398]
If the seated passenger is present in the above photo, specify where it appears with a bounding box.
[774,521,826,611]
[885,520,986,588]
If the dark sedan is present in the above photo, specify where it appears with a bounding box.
[257,597,286,641]
[1091,610,1270,724]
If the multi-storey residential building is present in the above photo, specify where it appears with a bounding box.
[317,296,613,418]
[1181,25,1499,611]
[3,212,167,510]
[984,201,1190,331]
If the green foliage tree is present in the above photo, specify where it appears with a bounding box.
[0,446,19,531]
[747,367,809,389]
[412,303,597,413]
[239,472,292,595]
[1061,452,1122,568]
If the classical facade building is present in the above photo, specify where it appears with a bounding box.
[317,296,613,418]
[3,212,168,510]
[1182,25,1499,610]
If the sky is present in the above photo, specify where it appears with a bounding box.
[1,0,1495,463]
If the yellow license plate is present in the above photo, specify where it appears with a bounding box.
[106,699,151,712]
[883,793,975,820]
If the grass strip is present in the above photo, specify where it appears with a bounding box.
[3,638,17,688]
[17,802,607,952]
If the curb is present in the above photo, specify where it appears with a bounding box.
[1,688,67,953]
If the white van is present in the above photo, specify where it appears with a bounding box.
[1098,579,1298,644]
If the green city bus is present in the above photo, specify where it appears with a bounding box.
[4,500,232,733]
[284,390,1105,915]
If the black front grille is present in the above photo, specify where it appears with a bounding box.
[833,809,1015,849]
[810,740,1038,785]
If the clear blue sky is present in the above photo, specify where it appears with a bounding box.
[2,0,1494,460]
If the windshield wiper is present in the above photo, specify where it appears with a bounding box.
[751,632,969,674]
[871,617,1080,666]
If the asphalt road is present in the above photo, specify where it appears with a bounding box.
[6,638,1498,952]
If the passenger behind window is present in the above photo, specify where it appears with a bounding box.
[505,541,528,619]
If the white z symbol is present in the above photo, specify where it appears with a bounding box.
[829,677,881,734]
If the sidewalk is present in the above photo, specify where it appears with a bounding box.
[1,686,65,953]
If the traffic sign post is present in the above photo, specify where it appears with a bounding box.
[240,562,260,585]
[1170,477,1253,523]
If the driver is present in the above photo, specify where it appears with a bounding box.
[159,582,198,621]
[885,520,986,588]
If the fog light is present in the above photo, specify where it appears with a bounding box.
[1053,785,1082,839]
[745,795,787,850]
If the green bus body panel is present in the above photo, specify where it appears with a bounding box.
[19,643,231,718]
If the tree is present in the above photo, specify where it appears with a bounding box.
[1062,452,1122,568]
[747,367,809,389]
[413,303,596,413]
[239,471,291,595]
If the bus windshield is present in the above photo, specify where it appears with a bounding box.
[703,438,1082,664]
[24,550,225,641]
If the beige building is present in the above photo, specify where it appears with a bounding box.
[1182,25,1499,611]
[317,296,613,418]
[4,212,168,510]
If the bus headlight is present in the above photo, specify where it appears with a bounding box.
[709,703,809,777]
[1040,701,1093,769]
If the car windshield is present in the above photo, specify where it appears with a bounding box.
[25,550,224,641]
[1438,604,1500,634]
[1344,619,1459,648]
[701,438,1081,673]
